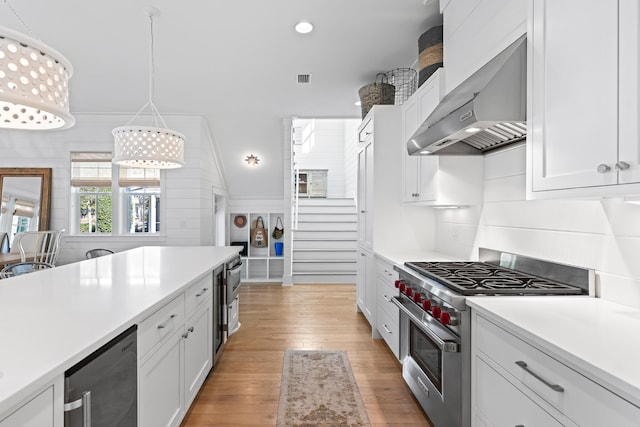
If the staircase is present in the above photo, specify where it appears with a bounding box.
[292,198,357,284]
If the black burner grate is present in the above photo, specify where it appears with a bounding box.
[405,261,584,295]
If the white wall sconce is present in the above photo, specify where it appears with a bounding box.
[245,154,260,166]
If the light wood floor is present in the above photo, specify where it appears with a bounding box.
[181,283,433,426]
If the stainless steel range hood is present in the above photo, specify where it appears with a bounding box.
[408,35,526,156]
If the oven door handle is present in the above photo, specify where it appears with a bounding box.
[392,297,459,353]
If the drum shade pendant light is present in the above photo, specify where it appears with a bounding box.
[112,7,185,169]
[0,1,74,129]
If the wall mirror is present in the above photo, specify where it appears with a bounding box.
[0,169,52,242]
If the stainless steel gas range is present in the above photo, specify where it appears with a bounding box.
[392,248,593,427]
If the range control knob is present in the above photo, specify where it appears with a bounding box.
[405,287,413,297]
[413,293,422,304]
[440,312,451,325]
[399,282,406,293]
[394,280,402,288]
[431,306,442,319]
[422,300,432,311]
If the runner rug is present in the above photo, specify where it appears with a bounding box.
[277,350,370,427]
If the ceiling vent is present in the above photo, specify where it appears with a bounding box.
[297,74,311,84]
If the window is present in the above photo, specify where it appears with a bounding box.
[71,152,162,235]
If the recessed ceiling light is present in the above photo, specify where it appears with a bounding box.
[295,21,314,34]
[355,101,361,106]
[465,127,482,133]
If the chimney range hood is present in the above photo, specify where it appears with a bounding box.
[408,35,526,156]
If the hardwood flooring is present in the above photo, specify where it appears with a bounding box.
[181,283,433,427]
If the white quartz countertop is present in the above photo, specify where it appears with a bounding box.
[0,246,240,416]
[374,250,460,266]
[466,296,640,408]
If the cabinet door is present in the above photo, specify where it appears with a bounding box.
[474,356,563,427]
[402,97,421,202]
[184,304,212,408]
[356,249,374,324]
[357,142,373,248]
[0,386,54,427]
[530,0,619,191]
[356,250,367,314]
[618,0,640,184]
[139,329,184,427]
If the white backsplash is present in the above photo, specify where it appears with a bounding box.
[434,143,640,309]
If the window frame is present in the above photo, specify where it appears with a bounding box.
[70,152,165,237]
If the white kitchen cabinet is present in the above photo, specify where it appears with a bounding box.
[184,302,212,408]
[355,106,402,331]
[441,0,526,93]
[472,311,640,427]
[0,386,55,427]
[375,257,399,359]
[356,249,375,327]
[528,0,640,197]
[139,272,214,427]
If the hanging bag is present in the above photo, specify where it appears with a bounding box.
[250,216,268,248]
[272,216,284,239]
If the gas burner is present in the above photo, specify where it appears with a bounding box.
[404,261,584,295]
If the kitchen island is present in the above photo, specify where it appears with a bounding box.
[0,246,240,426]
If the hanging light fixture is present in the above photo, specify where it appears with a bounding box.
[0,0,74,130]
[112,6,185,169]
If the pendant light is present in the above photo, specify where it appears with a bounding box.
[112,7,185,169]
[0,0,74,129]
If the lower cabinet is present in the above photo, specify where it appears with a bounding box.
[139,329,184,427]
[0,386,55,427]
[139,274,214,427]
[356,248,375,327]
[375,257,400,359]
[472,310,640,427]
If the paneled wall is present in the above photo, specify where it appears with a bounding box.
[434,143,640,309]
[0,113,226,264]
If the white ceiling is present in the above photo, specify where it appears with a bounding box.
[0,0,441,199]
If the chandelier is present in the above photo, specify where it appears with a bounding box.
[0,1,74,130]
[112,7,185,169]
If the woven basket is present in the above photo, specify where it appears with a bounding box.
[358,73,396,119]
[418,25,443,87]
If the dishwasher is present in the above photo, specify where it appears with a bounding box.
[63,325,137,426]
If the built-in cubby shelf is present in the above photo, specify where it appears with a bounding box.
[229,212,284,282]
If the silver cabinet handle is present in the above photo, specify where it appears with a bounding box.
[615,161,631,171]
[515,361,564,392]
[195,288,209,297]
[63,389,92,427]
[597,164,611,173]
[183,325,195,339]
[382,324,392,334]
[83,391,91,427]
[157,314,176,329]
[515,425,525,427]
[383,294,392,302]
[360,210,366,213]
[188,326,194,333]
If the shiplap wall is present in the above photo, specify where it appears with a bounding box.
[0,113,226,264]
[294,119,360,198]
[434,143,640,309]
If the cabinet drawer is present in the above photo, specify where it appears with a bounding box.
[476,314,640,427]
[185,273,212,315]
[376,259,398,283]
[377,278,399,320]
[139,294,185,358]
[377,307,399,359]
[475,355,563,427]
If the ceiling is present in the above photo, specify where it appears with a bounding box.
[0,0,441,199]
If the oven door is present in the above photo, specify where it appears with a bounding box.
[393,296,462,427]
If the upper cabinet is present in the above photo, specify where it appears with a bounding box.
[528,0,640,197]
[441,0,527,93]
[401,70,484,206]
